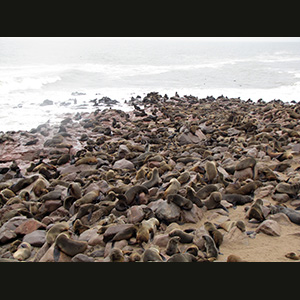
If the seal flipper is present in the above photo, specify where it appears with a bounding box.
[159,253,167,261]
[87,209,93,222]
[53,245,61,262]
[219,203,229,213]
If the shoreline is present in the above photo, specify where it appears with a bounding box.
[1,91,300,262]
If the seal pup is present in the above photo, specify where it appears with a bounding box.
[73,190,100,207]
[163,178,181,199]
[275,182,300,197]
[177,171,190,185]
[54,232,88,258]
[204,221,223,250]
[285,252,300,260]
[166,194,193,210]
[247,199,265,222]
[13,242,32,261]
[202,191,228,212]
[67,182,82,199]
[235,157,256,171]
[142,247,164,262]
[166,236,180,256]
[124,185,149,205]
[142,167,160,189]
[168,229,194,243]
[185,186,203,207]
[222,194,253,208]
[195,184,218,199]
[136,223,151,246]
[32,178,49,197]
[227,254,247,262]
[167,253,198,262]
[273,205,300,225]
[202,235,218,261]
[109,248,125,262]
[204,161,218,183]
[46,221,70,245]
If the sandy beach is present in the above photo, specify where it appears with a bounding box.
[1,91,300,262]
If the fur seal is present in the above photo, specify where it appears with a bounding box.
[32,178,48,197]
[10,175,39,194]
[247,199,265,222]
[67,183,82,199]
[202,234,218,261]
[195,184,218,199]
[169,229,194,243]
[285,252,300,260]
[75,156,98,166]
[167,253,198,262]
[136,223,151,245]
[163,178,181,199]
[275,182,300,196]
[166,194,193,210]
[177,171,190,185]
[74,190,100,207]
[124,185,149,205]
[273,205,300,225]
[222,194,253,207]
[185,186,203,207]
[202,191,228,212]
[166,236,180,256]
[142,167,160,189]
[185,245,199,257]
[235,157,256,171]
[13,242,32,261]
[111,225,137,242]
[205,161,218,183]
[115,194,130,212]
[46,221,70,244]
[227,254,246,262]
[73,219,90,235]
[227,181,260,195]
[55,232,88,257]
[109,248,125,262]
[204,221,223,249]
[142,247,164,262]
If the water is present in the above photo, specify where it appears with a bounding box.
[0,37,300,132]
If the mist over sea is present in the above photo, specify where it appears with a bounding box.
[0,37,300,132]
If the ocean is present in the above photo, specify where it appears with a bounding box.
[0,37,300,132]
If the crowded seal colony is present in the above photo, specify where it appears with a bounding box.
[1,92,300,262]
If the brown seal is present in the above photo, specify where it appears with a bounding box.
[202,191,228,212]
[166,236,180,256]
[142,167,160,189]
[46,221,69,244]
[204,221,223,249]
[55,232,88,257]
[247,199,265,222]
[74,190,100,207]
[185,186,203,207]
[202,234,218,261]
[167,253,197,262]
[124,185,149,205]
[205,161,218,183]
[222,194,253,207]
[109,248,125,262]
[67,182,82,199]
[195,184,218,199]
[166,194,193,210]
[168,229,194,243]
[32,178,49,197]
[142,247,164,262]
[227,254,247,262]
[163,178,181,199]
